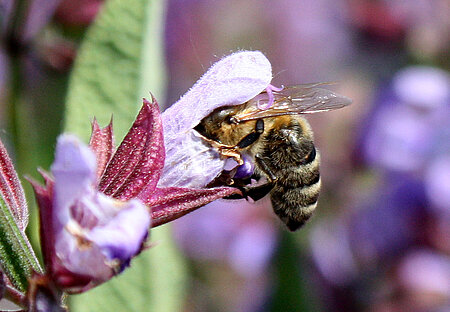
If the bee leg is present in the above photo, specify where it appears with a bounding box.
[244,182,274,201]
[224,182,274,201]
[205,170,236,188]
[236,119,264,148]
[206,168,254,189]
[255,154,277,182]
[195,132,244,164]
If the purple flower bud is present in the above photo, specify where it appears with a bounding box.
[397,249,450,298]
[393,66,449,109]
[159,50,272,188]
[174,198,278,278]
[425,155,450,213]
[0,139,29,231]
[84,200,149,266]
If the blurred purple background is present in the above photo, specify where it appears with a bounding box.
[0,0,448,311]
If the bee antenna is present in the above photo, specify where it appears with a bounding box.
[189,32,205,72]
[272,69,287,79]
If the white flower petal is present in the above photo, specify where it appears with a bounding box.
[51,135,150,284]
[86,198,150,263]
[51,134,97,227]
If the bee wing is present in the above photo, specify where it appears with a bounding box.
[232,83,352,122]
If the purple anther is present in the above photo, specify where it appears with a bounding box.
[257,84,284,110]
[234,155,255,179]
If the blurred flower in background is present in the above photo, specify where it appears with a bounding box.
[347,0,449,61]
[362,66,449,174]
[174,197,278,312]
[54,0,104,27]
[310,66,450,311]
[0,0,104,135]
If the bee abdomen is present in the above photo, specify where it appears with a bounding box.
[270,153,321,231]
[277,148,320,188]
[270,177,321,231]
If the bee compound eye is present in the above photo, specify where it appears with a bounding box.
[237,131,261,148]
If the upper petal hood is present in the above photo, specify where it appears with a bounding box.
[159,51,272,188]
[51,134,97,229]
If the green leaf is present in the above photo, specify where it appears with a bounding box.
[64,0,166,143]
[269,232,321,312]
[0,139,42,292]
[65,0,187,311]
[0,194,42,292]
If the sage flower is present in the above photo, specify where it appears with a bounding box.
[159,50,273,188]
[30,98,238,293]
[31,134,150,294]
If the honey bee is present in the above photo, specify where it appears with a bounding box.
[195,83,351,231]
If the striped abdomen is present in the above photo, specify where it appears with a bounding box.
[260,117,321,231]
[270,147,320,231]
